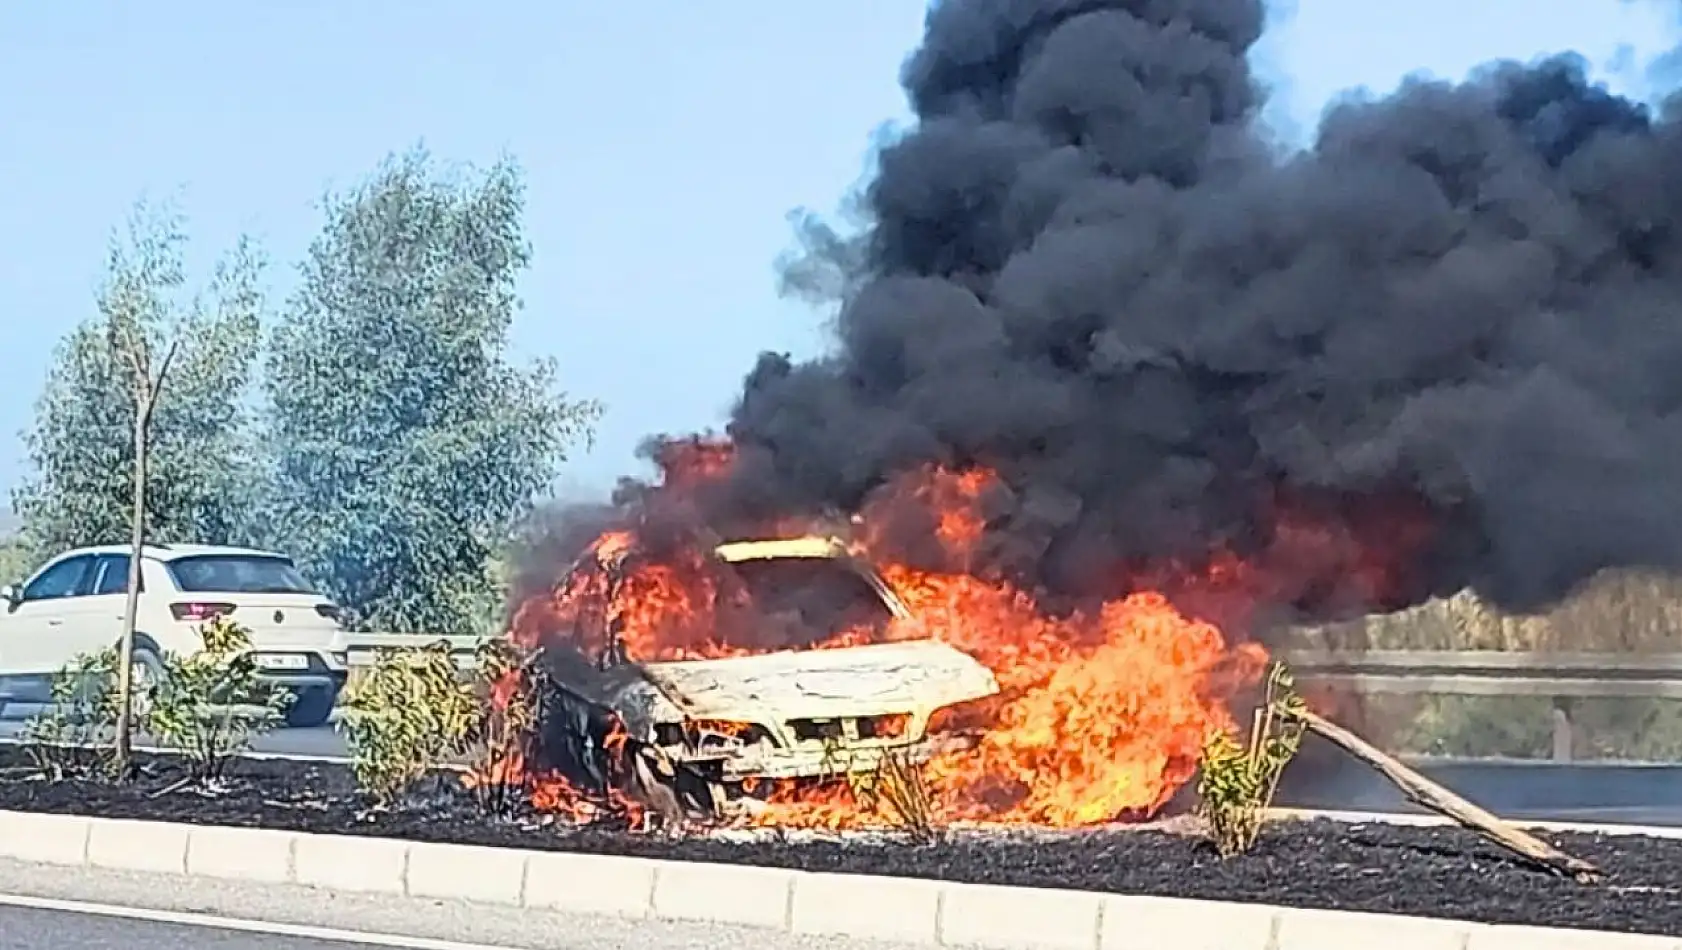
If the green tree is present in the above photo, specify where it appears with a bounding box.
[11,200,266,562]
[262,149,598,634]
[12,199,266,772]
[0,532,29,587]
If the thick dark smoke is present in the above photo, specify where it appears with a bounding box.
[704,0,1682,614]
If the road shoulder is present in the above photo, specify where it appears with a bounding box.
[0,857,913,950]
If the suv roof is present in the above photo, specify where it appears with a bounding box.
[56,543,292,563]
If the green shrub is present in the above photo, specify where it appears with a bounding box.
[146,616,291,785]
[1198,662,1306,858]
[338,639,483,808]
[17,648,123,781]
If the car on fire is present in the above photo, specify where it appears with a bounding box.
[522,534,1000,821]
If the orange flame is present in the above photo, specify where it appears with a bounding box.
[477,444,1417,832]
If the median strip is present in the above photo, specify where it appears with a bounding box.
[4,809,1677,949]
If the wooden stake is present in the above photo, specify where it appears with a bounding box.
[1287,707,1601,883]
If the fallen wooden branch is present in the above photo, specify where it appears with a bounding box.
[1286,707,1601,882]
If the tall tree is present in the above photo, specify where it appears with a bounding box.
[12,200,266,562]
[263,149,598,634]
[12,200,265,772]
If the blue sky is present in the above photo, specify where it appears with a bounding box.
[1,1,1677,505]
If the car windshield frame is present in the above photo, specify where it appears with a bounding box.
[164,554,318,595]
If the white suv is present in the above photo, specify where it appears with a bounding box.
[0,543,349,727]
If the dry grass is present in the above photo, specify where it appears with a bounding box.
[1286,569,1682,654]
[833,743,941,844]
[1281,569,1682,762]
[870,749,940,844]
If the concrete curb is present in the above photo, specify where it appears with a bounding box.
[0,810,1675,949]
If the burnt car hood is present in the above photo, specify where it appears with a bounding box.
[573,639,999,739]
[550,534,998,740]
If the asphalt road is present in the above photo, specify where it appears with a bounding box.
[0,905,403,950]
[0,858,922,950]
[5,703,1682,827]
[0,703,349,758]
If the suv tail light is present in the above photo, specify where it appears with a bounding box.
[314,604,343,621]
[171,602,236,621]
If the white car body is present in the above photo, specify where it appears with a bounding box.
[0,543,350,727]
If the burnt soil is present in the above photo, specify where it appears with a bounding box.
[0,748,1678,936]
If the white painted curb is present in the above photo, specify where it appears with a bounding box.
[0,810,1674,949]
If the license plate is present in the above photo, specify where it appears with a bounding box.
[254,654,309,670]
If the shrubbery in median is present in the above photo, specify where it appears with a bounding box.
[337,639,484,809]
[336,636,543,813]
[16,617,288,787]
[1197,662,1306,858]
[146,616,291,785]
[14,631,1316,848]
[18,648,124,781]
[465,637,542,814]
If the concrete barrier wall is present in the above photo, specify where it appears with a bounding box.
[0,809,1673,949]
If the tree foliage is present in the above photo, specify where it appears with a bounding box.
[11,200,265,558]
[0,533,29,587]
[262,149,599,633]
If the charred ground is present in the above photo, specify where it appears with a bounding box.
[1,747,1679,937]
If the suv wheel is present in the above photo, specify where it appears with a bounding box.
[125,647,164,722]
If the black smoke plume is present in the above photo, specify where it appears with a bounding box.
[664,0,1682,616]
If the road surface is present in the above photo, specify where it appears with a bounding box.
[5,704,1682,827]
[0,703,349,758]
[0,905,401,950]
[0,857,921,950]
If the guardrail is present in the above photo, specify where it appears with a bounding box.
[341,635,1682,763]
[1284,650,1682,763]
[342,633,485,670]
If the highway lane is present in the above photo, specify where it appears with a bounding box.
[0,904,413,950]
[0,703,349,758]
[5,704,1682,826]
[0,858,923,950]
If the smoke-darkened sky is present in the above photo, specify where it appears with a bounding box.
[5,3,1675,517]
[712,0,1682,613]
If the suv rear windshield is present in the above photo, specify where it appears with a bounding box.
[165,555,316,595]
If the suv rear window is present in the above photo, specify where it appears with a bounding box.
[165,555,316,595]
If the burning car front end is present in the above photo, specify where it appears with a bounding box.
[520,533,1000,817]
[582,638,998,783]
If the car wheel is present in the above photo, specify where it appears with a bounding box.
[283,686,336,728]
[125,646,165,722]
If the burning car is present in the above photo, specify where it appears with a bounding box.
[481,457,1267,831]
[514,533,1001,822]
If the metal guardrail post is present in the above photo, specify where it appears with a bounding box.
[1551,697,1574,763]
